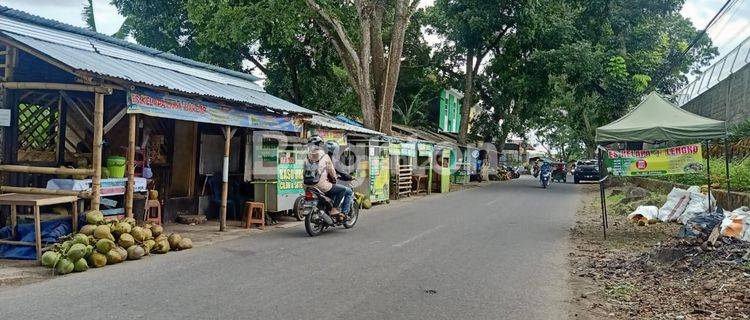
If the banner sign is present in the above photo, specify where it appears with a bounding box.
[276,149,304,195]
[604,143,704,176]
[389,143,401,156]
[127,90,302,132]
[417,143,433,157]
[370,155,389,202]
[306,128,346,145]
[401,142,417,157]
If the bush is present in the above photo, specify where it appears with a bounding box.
[652,157,750,192]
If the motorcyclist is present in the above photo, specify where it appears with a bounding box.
[304,136,346,218]
[539,160,552,182]
[325,140,353,219]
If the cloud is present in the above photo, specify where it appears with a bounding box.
[2,0,125,35]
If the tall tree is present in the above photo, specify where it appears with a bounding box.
[304,0,420,134]
[426,0,522,144]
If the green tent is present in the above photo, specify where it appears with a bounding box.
[596,92,725,142]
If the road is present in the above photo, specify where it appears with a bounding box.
[0,176,581,320]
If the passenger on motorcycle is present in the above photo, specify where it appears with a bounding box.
[324,140,353,217]
[304,136,347,219]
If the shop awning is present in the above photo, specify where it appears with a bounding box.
[0,7,316,115]
[127,90,302,132]
[307,114,384,136]
[596,92,726,143]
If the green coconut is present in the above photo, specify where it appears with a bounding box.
[67,243,87,261]
[88,252,107,268]
[177,238,193,250]
[127,245,146,260]
[59,240,73,253]
[86,211,104,225]
[73,258,88,272]
[112,221,132,236]
[118,233,135,249]
[155,234,167,242]
[106,249,124,265]
[167,233,182,249]
[41,251,61,268]
[79,224,97,236]
[122,217,136,228]
[143,227,153,240]
[93,225,112,240]
[95,239,115,254]
[142,239,156,254]
[72,233,89,246]
[150,225,164,237]
[131,226,147,242]
[88,235,97,246]
[154,240,170,254]
[115,247,128,261]
[55,258,74,274]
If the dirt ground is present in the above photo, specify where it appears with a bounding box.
[569,184,750,319]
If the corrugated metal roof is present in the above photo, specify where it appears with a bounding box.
[675,34,750,106]
[308,114,384,136]
[0,7,316,115]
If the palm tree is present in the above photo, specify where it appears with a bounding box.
[394,86,432,128]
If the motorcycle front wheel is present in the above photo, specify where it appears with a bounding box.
[343,203,359,229]
[305,210,324,236]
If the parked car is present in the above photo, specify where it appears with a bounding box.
[573,160,600,184]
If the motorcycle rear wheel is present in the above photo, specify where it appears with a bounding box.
[305,210,324,236]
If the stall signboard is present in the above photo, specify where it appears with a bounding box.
[417,143,433,157]
[401,142,417,157]
[370,152,390,202]
[389,143,401,156]
[306,128,346,145]
[277,150,304,195]
[128,89,302,132]
[604,143,704,176]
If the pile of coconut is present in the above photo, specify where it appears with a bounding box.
[40,210,192,275]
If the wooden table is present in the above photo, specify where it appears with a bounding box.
[0,193,78,260]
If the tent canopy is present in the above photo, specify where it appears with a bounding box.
[596,92,726,143]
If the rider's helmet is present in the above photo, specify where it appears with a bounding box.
[325,140,340,159]
[308,135,324,146]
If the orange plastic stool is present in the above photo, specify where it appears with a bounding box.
[244,202,265,230]
[145,199,162,225]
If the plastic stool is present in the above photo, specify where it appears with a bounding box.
[145,199,162,225]
[244,202,265,230]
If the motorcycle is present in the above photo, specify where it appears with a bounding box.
[540,168,551,188]
[302,179,360,236]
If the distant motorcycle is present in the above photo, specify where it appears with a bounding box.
[540,167,551,189]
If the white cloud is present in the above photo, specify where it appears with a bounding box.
[2,0,125,35]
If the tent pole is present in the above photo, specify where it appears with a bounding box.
[706,140,712,212]
[596,146,607,240]
[724,137,731,210]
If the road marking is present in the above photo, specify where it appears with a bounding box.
[485,198,502,206]
[392,225,444,247]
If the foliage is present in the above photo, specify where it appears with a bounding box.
[82,0,96,32]
[393,86,430,128]
[654,157,750,192]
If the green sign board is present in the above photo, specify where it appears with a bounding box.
[277,150,304,195]
[603,143,704,176]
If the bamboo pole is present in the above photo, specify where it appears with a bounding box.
[0,82,112,94]
[125,114,136,218]
[0,165,93,176]
[0,186,91,198]
[90,92,104,210]
[220,125,232,231]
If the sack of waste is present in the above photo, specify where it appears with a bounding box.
[678,209,724,239]
[720,206,750,242]
[678,186,716,224]
[628,206,660,226]
[658,187,689,222]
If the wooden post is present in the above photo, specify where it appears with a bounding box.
[56,93,68,165]
[33,205,41,260]
[90,93,104,210]
[220,125,233,231]
[125,114,137,218]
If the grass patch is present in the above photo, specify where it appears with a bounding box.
[606,282,637,301]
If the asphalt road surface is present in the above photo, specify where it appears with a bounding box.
[0,176,581,320]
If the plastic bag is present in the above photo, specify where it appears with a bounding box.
[678,211,723,238]
[658,187,689,222]
[680,186,715,224]
[720,206,750,242]
[628,205,659,225]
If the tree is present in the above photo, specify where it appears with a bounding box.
[304,0,420,134]
[82,0,131,39]
[426,0,523,144]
